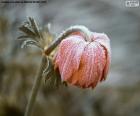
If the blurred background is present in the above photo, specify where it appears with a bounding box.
[0,0,140,116]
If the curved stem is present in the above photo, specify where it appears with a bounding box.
[24,55,47,116]
[44,25,91,55]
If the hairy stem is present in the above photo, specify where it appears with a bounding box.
[44,25,91,55]
[25,55,47,116]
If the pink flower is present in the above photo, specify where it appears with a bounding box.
[54,28,111,88]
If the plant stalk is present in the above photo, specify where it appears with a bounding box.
[24,55,47,116]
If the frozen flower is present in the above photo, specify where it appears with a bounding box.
[54,26,111,88]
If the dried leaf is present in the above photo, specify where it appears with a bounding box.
[19,26,36,38]
[29,17,41,38]
[17,35,29,40]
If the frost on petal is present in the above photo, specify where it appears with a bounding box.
[55,38,74,73]
[88,43,101,88]
[91,33,111,81]
[82,42,105,88]
[92,32,110,52]
[55,35,86,81]
[69,43,98,88]
[61,41,87,81]
[76,44,92,87]
[69,44,90,87]
[95,43,106,82]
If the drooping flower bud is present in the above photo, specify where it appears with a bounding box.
[54,26,111,88]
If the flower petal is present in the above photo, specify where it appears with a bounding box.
[69,43,98,88]
[94,43,106,83]
[92,33,111,81]
[55,35,86,81]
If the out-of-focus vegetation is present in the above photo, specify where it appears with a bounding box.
[0,0,140,116]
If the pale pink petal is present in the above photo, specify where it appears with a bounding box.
[61,41,87,81]
[84,42,105,88]
[77,43,92,87]
[55,35,86,81]
[88,43,100,88]
[91,33,111,81]
[93,43,106,85]
[55,35,83,70]
[69,43,97,88]
[55,38,74,73]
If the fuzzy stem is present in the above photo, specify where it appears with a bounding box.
[44,25,91,55]
[25,55,47,116]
